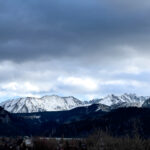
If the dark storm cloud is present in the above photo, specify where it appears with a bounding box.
[0,0,150,63]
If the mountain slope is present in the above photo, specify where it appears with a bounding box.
[0,95,84,113]
[0,106,10,124]
[0,107,28,136]
[142,98,150,108]
[15,104,109,125]
[53,107,150,138]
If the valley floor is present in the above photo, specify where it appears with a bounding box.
[1,131,150,150]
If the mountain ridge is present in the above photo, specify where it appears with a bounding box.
[0,93,149,113]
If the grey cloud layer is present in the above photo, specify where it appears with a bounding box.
[0,0,150,63]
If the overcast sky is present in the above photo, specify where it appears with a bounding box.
[0,0,150,101]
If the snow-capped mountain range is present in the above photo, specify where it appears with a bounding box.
[0,93,149,113]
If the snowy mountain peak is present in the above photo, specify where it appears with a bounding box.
[0,95,84,113]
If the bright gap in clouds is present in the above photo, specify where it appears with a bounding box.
[0,57,150,102]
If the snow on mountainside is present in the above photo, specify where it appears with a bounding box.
[0,93,149,113]
[90,93,148,107]
[0,95,84,113]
